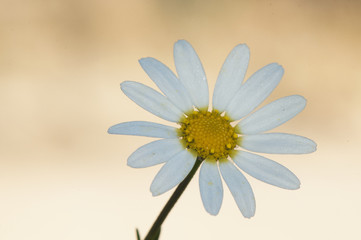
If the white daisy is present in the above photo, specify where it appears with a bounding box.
[108,40,317,218]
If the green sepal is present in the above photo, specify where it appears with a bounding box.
[136,228,141,240]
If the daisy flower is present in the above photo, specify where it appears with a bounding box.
[108,40,316,218]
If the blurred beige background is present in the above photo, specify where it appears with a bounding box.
[1,0,360,239]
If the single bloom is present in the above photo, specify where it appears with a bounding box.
[108,40,317,218]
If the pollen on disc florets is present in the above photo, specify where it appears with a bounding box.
[178,110,241,160]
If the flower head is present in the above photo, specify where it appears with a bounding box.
[108,40,317,218]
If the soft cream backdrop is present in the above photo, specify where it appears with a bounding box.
[1,0,360,239]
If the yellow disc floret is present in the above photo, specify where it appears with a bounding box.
[179,110,241,159]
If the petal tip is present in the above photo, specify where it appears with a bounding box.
[138,57,153,66]
[276,64,284,73]
[289,179,301,190]
[297,94,307,101]
[107,126,115,134]
[312,144,318,152]
[120,81,130,90]
[150,187,160,197]
[235,43,250,51]
[295,95,307,108]
[243,210,255,219]
[207,210,219,216]
[175,39,188,46]
[269,63,284,74]
[126,159,137,168]
[309,140,318,153]
[174,40,193,53]
[138,57,146,64]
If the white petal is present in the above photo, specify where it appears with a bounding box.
[226,63,284,121]
[108,121,178,138]
[239,95,307,134]
[150,149,196,196]
[174,40,209,110]
[233,151,300,189]
[199,160,223,215]
[219,159,255,218]
[213,44,250,112]
[242,133,317,154]
[127,139,184,168]
[121,81,183,122]
[139,57,193,113]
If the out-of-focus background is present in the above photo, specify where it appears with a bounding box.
[1,0,360,239]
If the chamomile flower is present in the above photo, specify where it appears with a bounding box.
[108,40,316,218]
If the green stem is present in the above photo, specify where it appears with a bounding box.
[144,157,203,240]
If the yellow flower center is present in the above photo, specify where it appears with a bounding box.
[179,110,241,159]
